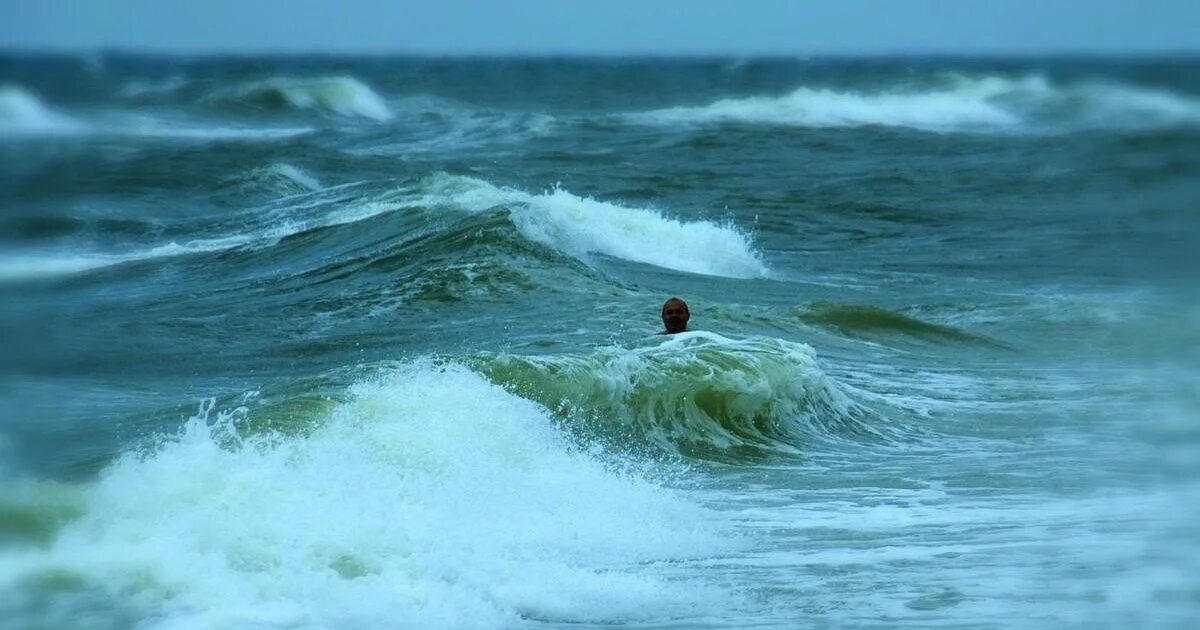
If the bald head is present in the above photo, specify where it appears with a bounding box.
[661,297,690,334]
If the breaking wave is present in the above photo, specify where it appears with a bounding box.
[0,169,765,287]
[0,85,80,136]
[0,362,734,627]
[0,85,313,141]
[399,173,768,279]
[216,76,393,121]
[631,74,1200,132]
[472,332,885,459]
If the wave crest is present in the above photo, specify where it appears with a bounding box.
[631,74,1200,132]
[402,173,768,279]
[220,76,392,121]
[0,85,79,136]
[796,302,1005,347]
[473,332,883,459]
[0,362,732,626]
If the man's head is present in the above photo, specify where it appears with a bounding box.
[661,297,690,334]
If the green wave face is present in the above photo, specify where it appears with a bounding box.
[796,302,1005,347]
[471,332,878,461]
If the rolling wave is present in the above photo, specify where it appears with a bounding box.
[214,76,393,121]
[311,210,624,308]
[401,173,768,279]
[0,362,733,627]
[0,170,766,286]
[0,84,312,141]
[0,169,383,282]
[796,303,1005,347]
[630,74,1200,132]
[472,331,886,459]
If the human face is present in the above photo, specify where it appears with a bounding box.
[662,300,689,333]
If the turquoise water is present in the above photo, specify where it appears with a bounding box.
[1,54,1198,628]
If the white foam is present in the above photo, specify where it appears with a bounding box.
[228,76,393,121]
[0,363,733,627]
[631,74,1200,132]
[0,85,80,136]
[409,174,768,279]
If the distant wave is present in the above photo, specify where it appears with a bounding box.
[215,76,393,121]
[0,83,313,142]
[0,85,80,136]
[400,173,768,279]
[113,121,314,141]
[0,362,733,626]
[116,74,191,101]
[0,167,381,282]
[630,74,1200,132]
[0,238,272,282]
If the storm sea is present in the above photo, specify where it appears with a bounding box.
[0,54,1197,629]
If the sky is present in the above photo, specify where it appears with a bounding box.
[2,0,1198,56]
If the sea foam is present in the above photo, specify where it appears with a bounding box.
[406,173,768,279]
[0,363,733,627]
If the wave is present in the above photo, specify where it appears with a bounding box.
[795,303,1005,347]
[471,332,885,459]
[0,242,230,281]
[305,210,626,309]
[0,170,765,284]
[216,76,392,121]
[0,85,80,136]
[400,173,768,279]
[0,174,388,282]
[111,120,314,141]
[217,162,323,198]
[116,74,190,101]
[0,362,734,627]
[629,74,1200,132]
[0,84,313,142]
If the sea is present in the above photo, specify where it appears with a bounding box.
[0,53,1197,629]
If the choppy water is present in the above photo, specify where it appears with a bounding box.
[1,54,1198,629]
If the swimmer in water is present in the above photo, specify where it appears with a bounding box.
[660,297,690,334]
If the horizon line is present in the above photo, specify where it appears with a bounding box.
[3,45,1200,60]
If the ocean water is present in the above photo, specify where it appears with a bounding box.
[0,54,1198,629]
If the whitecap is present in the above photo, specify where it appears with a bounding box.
[405,173,769,279]
[629,74,1200,133]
